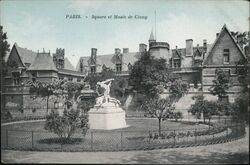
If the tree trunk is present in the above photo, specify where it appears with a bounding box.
[209,118,211,129]
[46,95,49,115]
[203,115,206,124]
[158,118,162,136]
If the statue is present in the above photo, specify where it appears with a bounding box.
[88,78,127,130]
[95,78,120,105]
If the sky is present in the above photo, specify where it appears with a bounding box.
[0,0,249,67]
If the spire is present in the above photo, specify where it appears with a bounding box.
[149,28,155,42]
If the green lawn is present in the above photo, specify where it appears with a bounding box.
[2,118,207,132]
[1,118,210,151]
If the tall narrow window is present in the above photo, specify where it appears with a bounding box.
[80,62,83,72]
[90,66,96,73]
[58,59,64,69]
[12,72,20,85]
[223,49,230,64]
[116,64,122,73]
[31,72,37,82]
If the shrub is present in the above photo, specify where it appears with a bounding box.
[44,109,89,143]
[172,112,183,122]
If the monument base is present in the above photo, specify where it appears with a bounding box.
[88,102,128,130]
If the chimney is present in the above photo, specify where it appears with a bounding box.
[91,48,97,61]
[115,48,121,54]
[176,45,178,49]
[123,48,129,54]
[186,39,193,56]
[139,43,147,53]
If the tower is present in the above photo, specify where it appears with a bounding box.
[53,48,65,69]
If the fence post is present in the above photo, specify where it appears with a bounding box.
[31,131,34,149]
[195,129,197,143]
[173,130,176,146]
[148,131,151,143]
[226,127,229,137]
[91,132,93,151]
[212,127,214,140]
[6,129,8,148]
[121,132,123,148]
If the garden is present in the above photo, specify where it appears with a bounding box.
[1,117,245,152]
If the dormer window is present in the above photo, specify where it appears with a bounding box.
[173,59,181,68]
[116,63,122,73]
[223,49,230,64]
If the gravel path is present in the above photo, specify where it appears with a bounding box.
[1,127,249,164]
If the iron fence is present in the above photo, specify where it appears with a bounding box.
[1,121,245,152]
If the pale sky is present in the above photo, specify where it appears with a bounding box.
[0,0,249,67]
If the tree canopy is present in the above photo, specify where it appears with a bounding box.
[209,69,230,100]
[0,26,10,111]
[129,52,169,97]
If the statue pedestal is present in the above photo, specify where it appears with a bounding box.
[88,102,128,130]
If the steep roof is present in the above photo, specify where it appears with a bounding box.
[14,43,37,66]
[77,52,139,73]
[28,52,58,71]
[171,45,212,59]
[203,24,249,65]
[64,57,75,70]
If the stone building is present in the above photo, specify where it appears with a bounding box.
[76,24,249,104]
[3,43,85,118]
[202,24,249,103]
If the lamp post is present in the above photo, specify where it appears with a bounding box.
[20,82,24,109]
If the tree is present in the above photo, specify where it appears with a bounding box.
[209,69,230,101]
[129,51,169,98]
[61,81,85,103]
[230,92,249,124]
[0,26,10,111]
[142,97,175,135]
[235,59,249,91]
[44,108,89,142]
[172,111,183,122]
[189,95,217,125]
[27,80,65,114]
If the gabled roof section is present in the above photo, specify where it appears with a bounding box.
[194,47,203,58]
[28,52,58,71]
[172,49,182,59]
[14,43,37,66]
[64,57,75,71]
[7,43,37,67]
[111,53,123,64]
[203,24,249,65]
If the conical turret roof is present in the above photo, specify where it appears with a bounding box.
[149,29,155,41]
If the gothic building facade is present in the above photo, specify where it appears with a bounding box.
[3,44,85,118]
[76,25,249,103]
